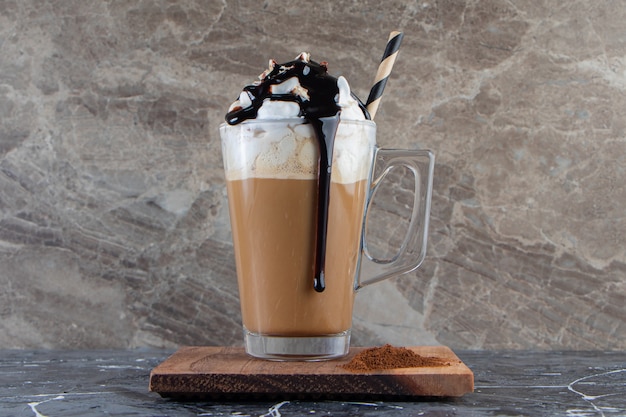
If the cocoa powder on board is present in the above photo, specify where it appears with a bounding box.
[341,345,452,372]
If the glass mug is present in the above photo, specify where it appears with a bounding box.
[220,119,434,360]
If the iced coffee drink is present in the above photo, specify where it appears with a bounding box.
[221,53,434,360]
[221,119,374,334]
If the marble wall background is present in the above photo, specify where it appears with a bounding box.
[1,0,624,350]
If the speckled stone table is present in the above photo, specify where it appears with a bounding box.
[1,349,625,416]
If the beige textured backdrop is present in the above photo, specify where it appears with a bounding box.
[1,1,624,350]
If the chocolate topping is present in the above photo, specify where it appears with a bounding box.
[225,53,368,124]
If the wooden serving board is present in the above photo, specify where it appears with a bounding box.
[149,346,474,400]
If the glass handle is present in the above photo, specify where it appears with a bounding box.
[356,148,435,290]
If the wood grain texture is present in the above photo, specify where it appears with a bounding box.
[149,346,474,400]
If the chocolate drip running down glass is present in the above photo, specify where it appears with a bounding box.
[221,53,435,360]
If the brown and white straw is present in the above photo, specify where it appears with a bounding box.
[366,31,404,120]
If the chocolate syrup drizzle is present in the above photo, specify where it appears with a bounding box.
[226,54,369,292]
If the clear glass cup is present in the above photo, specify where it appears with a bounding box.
[220,118,434,360]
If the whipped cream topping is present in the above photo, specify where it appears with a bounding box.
[220,120,375,183]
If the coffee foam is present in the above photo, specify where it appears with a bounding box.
[221,121,376,183]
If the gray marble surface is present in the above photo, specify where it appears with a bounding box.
[1,349,626,416]
[0,1,625,350]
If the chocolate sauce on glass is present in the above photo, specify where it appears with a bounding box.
[310,116,339,292]
[225,54,369,292]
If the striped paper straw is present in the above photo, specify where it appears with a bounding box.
[366,31,404,120]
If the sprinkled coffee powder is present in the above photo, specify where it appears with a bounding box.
[341,344,452,372]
